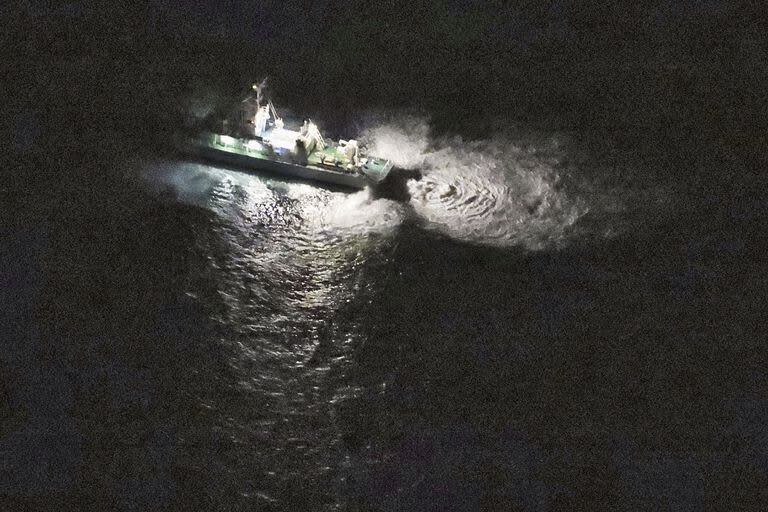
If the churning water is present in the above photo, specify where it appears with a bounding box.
[364,116,590,249]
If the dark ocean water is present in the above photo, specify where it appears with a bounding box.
[2,112,767,511]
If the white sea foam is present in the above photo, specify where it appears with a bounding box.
[360,115,589,249]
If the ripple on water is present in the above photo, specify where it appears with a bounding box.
[356,115,594,249]
[403,140,585,248]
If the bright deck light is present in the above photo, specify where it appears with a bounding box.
[219,135,237,146]
[266,128,300,150]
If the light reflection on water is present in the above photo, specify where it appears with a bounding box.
[144,161,398,506]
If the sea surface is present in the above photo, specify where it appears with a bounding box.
[2,114,766,511]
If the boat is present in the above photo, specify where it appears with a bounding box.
[180,80,393,190]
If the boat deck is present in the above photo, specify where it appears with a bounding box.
[203,132,392,184]
[187,132,392,189]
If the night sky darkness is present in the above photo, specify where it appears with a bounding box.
[3,1,768,511]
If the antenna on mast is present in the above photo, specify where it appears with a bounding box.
[252,77,269,107]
